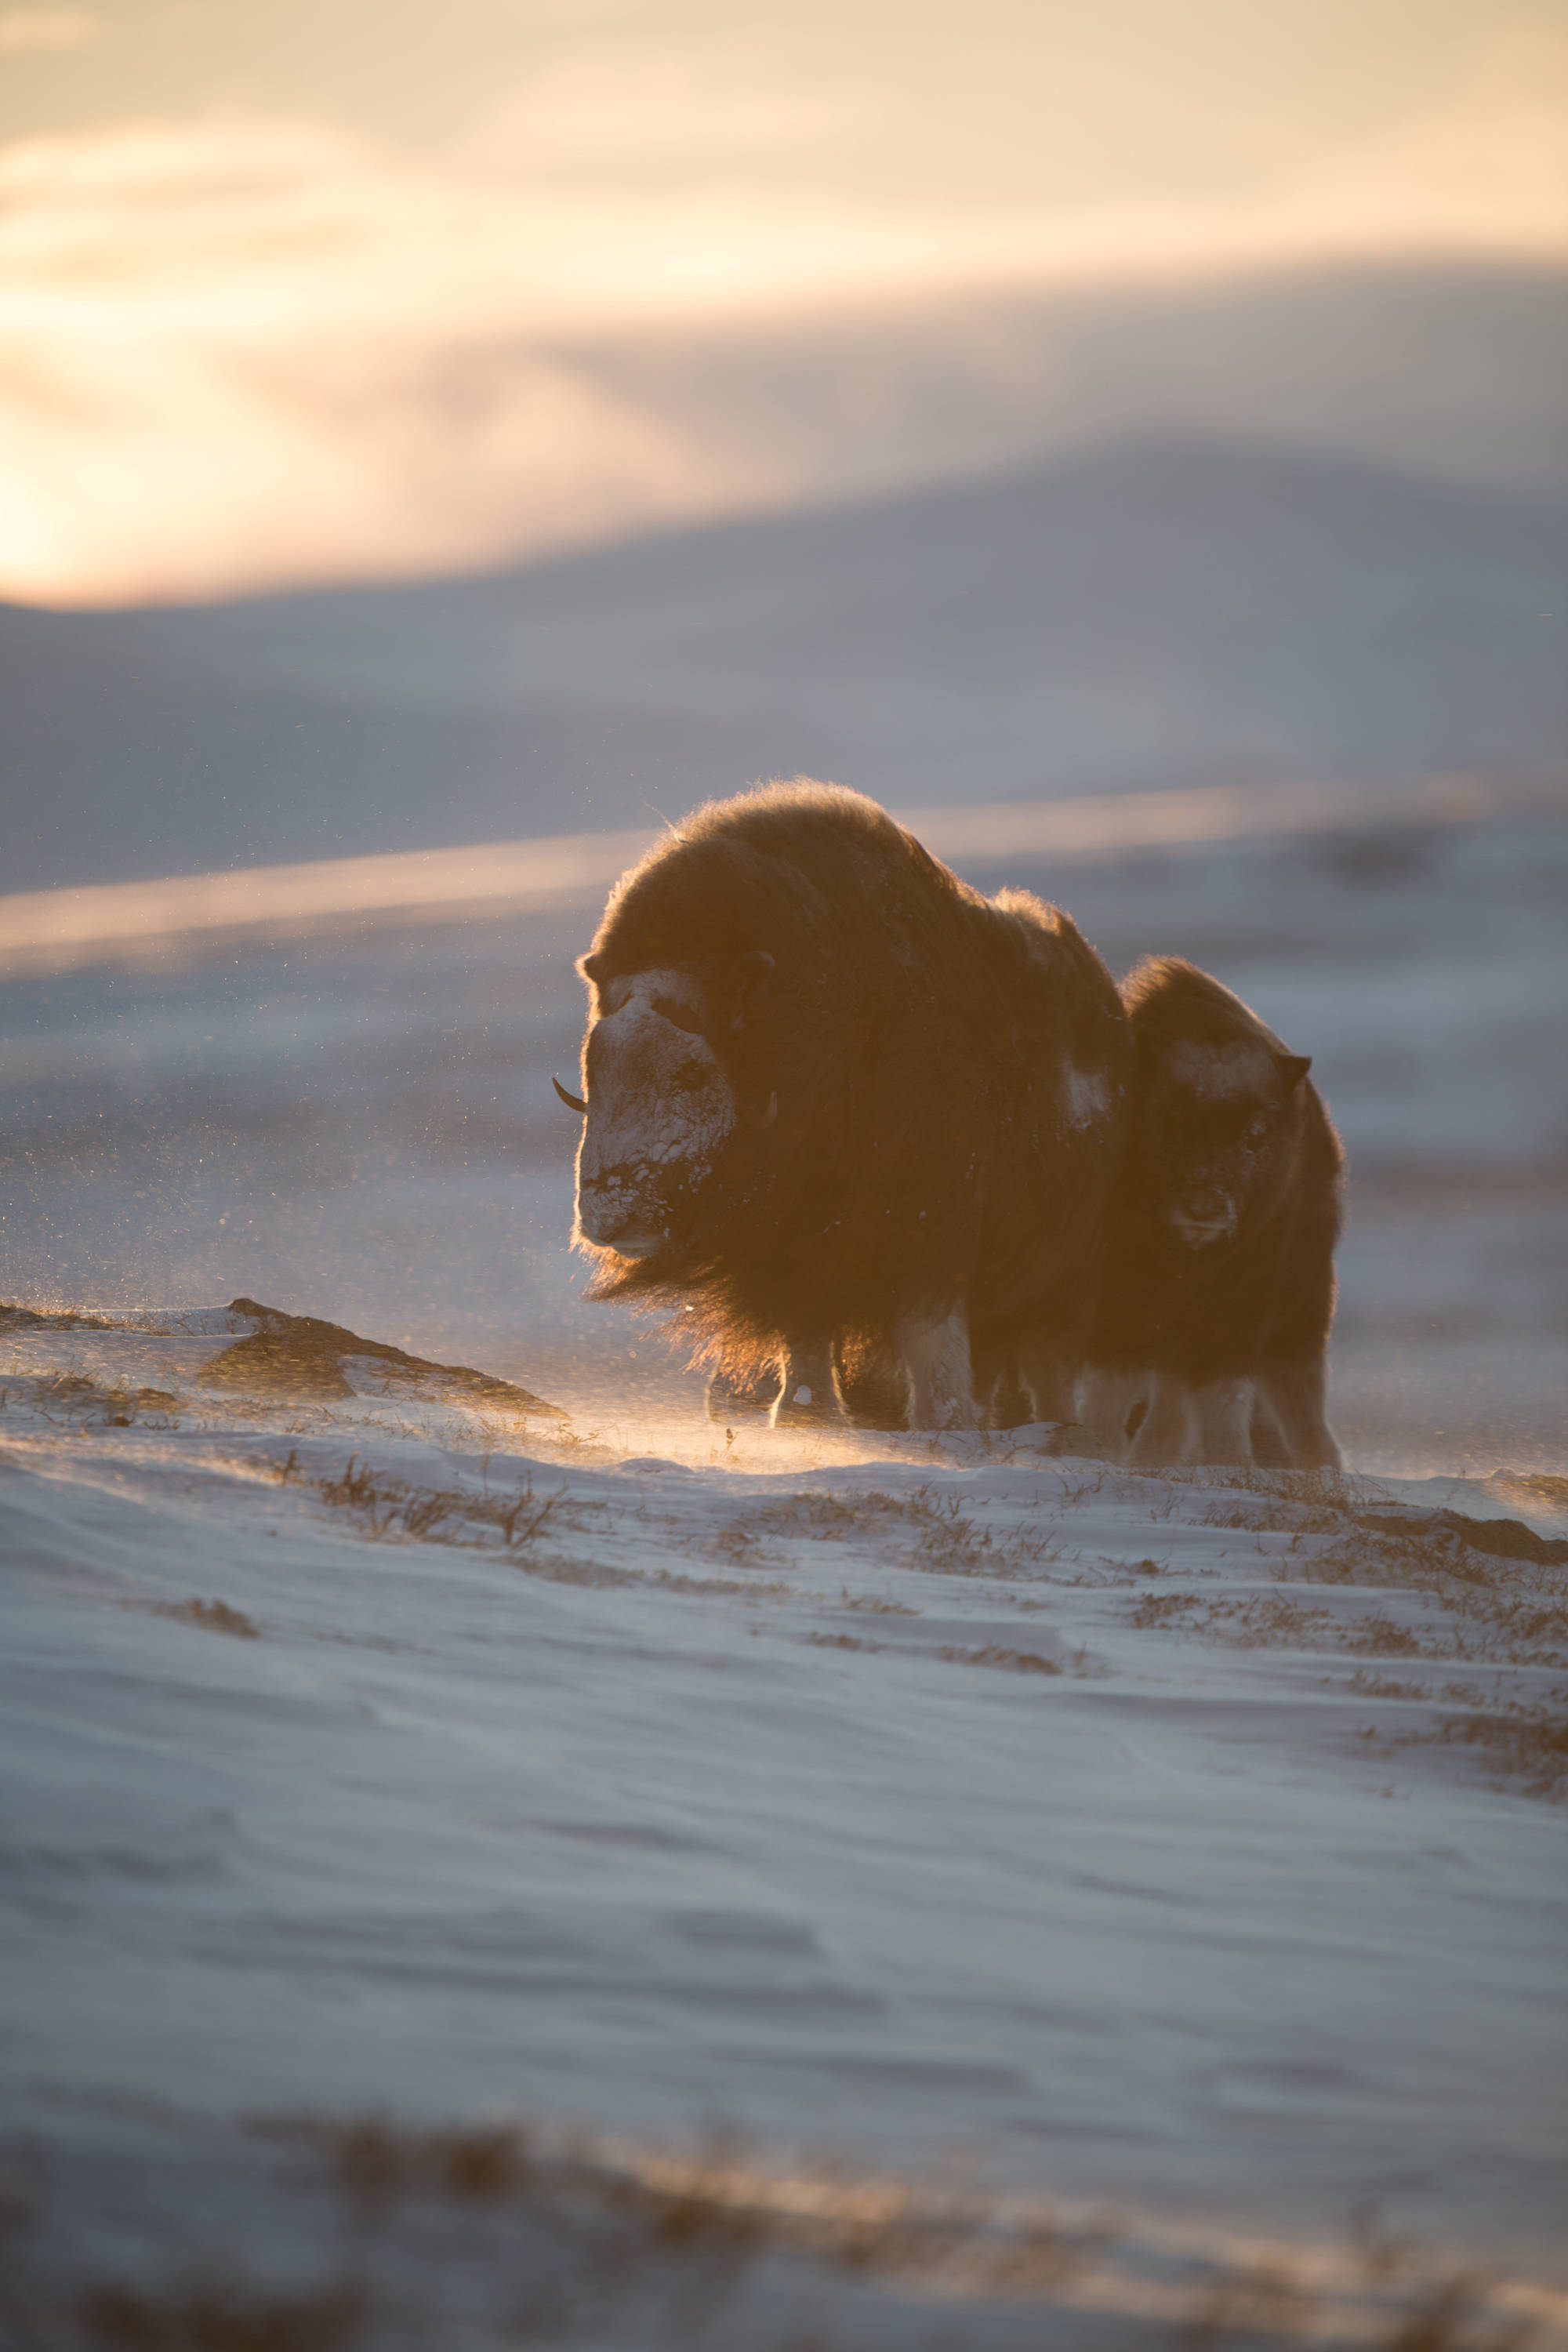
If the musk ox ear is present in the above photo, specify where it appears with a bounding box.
[725,948,776,1033]
[577,951,605,986]
[1278,1053,1312,1091]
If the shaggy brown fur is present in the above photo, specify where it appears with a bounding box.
[1081,957,1345,1468]
[567,782,1131,1428]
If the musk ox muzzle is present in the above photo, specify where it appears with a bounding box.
[572,972,738,1258]
[1170,1185,1239,1248]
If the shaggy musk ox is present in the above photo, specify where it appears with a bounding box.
[562,782,1131,1428]
[1080,957,1345,1468]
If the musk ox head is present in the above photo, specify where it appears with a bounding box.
[1138,1034,1312,1252]
[564,955,775,1263]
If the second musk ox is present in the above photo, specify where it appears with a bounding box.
[561,782,1131,1428]
[1080,957,1345,1469]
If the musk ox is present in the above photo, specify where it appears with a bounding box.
[561,782,1131,1428]
[1079,957,1345,1468]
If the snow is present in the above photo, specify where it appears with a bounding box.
[1060,1062,1113,1131]
[1,430,1564,2339]
[2,1305,1565,2344]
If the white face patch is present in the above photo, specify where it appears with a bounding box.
[575,969,737,1255]
[1060,1063,1111,1131]
[1165,1037,1274,1102]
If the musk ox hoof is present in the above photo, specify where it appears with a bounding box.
[1040,1421,1114,1460]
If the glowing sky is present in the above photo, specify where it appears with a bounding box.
[2,0,1564,604]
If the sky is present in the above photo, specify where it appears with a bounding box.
[2,0,1565,604]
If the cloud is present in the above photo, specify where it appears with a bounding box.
[463,44,868,182]
[1,40,1565,607]
[0,8,97,54]
[1283,24,1568,253]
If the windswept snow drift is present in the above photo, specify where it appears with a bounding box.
[2,1308,1564,2346]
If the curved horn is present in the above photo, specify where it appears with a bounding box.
[553,1076,588,1115]
[746,1090,779,1131]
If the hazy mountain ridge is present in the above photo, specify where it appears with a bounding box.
[4,434,1565,894]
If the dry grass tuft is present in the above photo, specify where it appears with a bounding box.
[1350,1671,1433,1701]
[133,1599,260,1640]
[311,1456,571,1559]
[732,1486,1064,1581]
[42,2107,1559,2351]
[1377,2271,1539,2350]
[937,1643,1062,1675]
[13,1373,182,1428]
[708,1522,772,1566]
[256,2113,532,2221]
[1181,2255,1316,2347]
[597,2128,768,2256]
[1127,1590,1204,1628]
[425,2125,529,2205]
[1429,1706,1568,1802]
[78,2276,364,2350]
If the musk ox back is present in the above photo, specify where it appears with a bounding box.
[1080,957,1345,1468]
[563,782,1131,1428]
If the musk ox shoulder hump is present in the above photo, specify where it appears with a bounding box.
[623,780,916,909]
[586,780,976,999]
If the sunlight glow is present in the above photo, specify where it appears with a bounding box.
[0,7,96,54]
[2,5,1564,604]
[0,777,1511,977]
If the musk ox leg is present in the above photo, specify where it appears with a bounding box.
[1077,1363,1154,1460]
[705,1362,780,1423]
[1250,1387,1290,1467]
[833,1333,910,1431]
[967,1337,1021,1428]
[1187,1376,1258,1467]
[771,1339,846,1429]
[984,1364,1033,1430]
[1256,1357,1342,1471]
[1123,1372,1200,1466]
[898,1306,979,1432]
[1017,1348,1080,1427]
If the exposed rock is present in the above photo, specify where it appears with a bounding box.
[197,1298,566,1417]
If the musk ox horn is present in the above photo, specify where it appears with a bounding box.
[553,1076,588,1115]
[747,1091,779,1130]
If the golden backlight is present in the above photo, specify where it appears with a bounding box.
[1,0,1563,604]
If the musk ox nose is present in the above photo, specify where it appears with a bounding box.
[579,1169,636,1227]
[576,1171,665,1257]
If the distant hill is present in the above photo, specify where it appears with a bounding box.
[3,435,1565,893]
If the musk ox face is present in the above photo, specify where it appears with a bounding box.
[572,968,739,1259]
[1141,1036,1312,1252]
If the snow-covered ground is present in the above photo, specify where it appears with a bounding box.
[2,789,1566,2345]
[1,1304,1565,2348]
